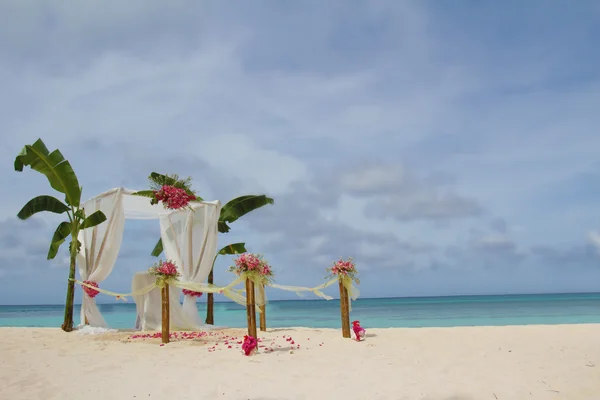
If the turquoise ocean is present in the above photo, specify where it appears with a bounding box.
[2,292,600,329]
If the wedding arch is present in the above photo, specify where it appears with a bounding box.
[76,187,221,330]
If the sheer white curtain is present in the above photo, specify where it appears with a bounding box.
[77,188,125,327]
[159,201,221,327]
[131,272,195,330]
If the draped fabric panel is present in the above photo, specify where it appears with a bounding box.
[159,201,221,327]
[77,188,125,327]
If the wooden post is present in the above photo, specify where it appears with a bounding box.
[246,278,257,338]
[339,279,351,338]
[161,283,170,344]
[259,284,267,332]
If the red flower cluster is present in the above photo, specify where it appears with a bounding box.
[229,253,274,279]
[154,185,196,210]
[352,320,366,341]
[82,281,99,298]
[242,335,258,356]
[331,258,356,276]
[182,289,203,298]
[156,261,178,276]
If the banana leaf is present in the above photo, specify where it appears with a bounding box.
[47,221,71,260]
[17,195,69,220]
[14,139,82,207]
[81,210,107,229]
[217,242,247,256]
[218,195,274,233]
[150,238,164,257]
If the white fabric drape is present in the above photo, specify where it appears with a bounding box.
[76,187,221,330]
[77,188,125,327]
[131,272,194,330]
[159,201,221,327]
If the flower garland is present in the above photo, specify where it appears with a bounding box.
[182,289,203,298]
[327,257,359,284]
[82,280,99,298]
[149,260,180,280]
[228,253,275,284]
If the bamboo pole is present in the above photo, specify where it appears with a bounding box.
[246,278,257,338]
[161,283,170,344]
[259,284,267,332]
[339,279,351,338]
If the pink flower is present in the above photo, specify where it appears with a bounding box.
[182,289,203,298]
[157,261,178,276]
[330,258,356,277]
[154,185,196,210]
[82,281,99,298]
[352,320,366,341]
[229,253,274,281]
[242,335,258,356]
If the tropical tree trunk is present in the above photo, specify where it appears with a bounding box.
[61,244,77,332]
[205,269,214,324]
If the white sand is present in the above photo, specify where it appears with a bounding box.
[1,325,600,400]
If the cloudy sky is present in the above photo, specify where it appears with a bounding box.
[1,1,600,305]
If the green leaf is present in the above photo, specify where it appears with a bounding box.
[217,242,247,256]
[17,195,69,220]
[81,210,107,229]
[146,172,202,200]
[47,221,72,260]
[219,195,274,232]
[14,139,82,207]
[150,238,164,257]
[218,221,231,233]
[130,190,155,198]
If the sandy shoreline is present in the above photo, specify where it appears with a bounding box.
[1,324,599,399]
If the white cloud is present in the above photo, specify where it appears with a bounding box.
[1,1,600,302]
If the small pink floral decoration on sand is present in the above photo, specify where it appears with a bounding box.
[228,253,275,284]
[82,281,100,298]
[149,260,180,279]
[242,335,258,356]
[327,257,359,284]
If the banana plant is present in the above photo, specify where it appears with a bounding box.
[136,172,274,324]
[14,139,107,332]
[205,242,248,324]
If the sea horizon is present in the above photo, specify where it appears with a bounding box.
[3,291,600,329]
[4,290,599,307]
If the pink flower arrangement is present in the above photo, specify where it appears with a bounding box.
[82,281,99,298]
[182,289,203,298]
[153,185,196,210]
[149,260,180,279]
[242,335,258,356]
[228,253,275,284]
[352,320,366,341]
[327,257,359,283]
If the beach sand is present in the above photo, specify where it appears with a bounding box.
[1,324,599,400]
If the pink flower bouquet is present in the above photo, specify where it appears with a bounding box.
[327,257,359,284]
[228,253,275,284]
[153,185,196,210]
[149,260,180,279]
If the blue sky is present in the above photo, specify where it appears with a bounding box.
[1,1,600,305]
